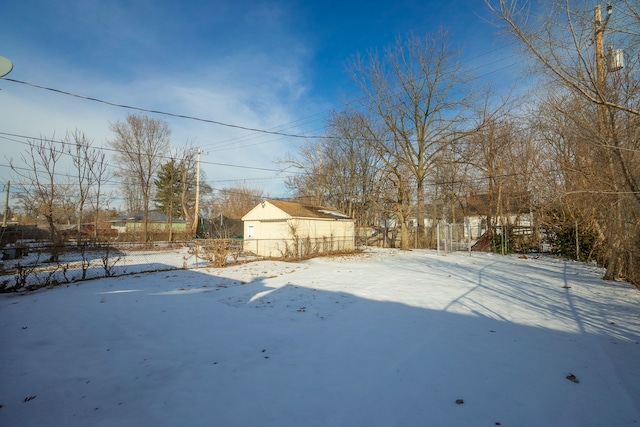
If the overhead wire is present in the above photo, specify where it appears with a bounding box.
[2,78,329,140]
[0,132,304,176]
[198,49,524,152]
[0,41,520,151]
[0,40,529,208]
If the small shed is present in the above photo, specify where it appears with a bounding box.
[241,200,355,258]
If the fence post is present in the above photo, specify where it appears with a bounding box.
[466,219,471,256]
[575,221,580,260]
[443,223,448,253]
[195,241,198,268]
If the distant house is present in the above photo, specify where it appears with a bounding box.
[241,200,355,258]
[108,212,187,236]
[464,193,534,239]
[57,223,118,241]
[462,193,536,251]
[57,223,95,238]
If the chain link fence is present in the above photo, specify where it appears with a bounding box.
[356,224,474,252]
[435,222,472,254]
[0,236,358,293]
[242,236,355,259]
[0,241,204,293]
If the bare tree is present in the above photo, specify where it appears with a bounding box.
[430,144,473,245]
[88,148,111,241]
[120,174,143,214]
[109,114,171,241]
[283,109,383,225]
[66,130,104,244]
[373,156,415,249]
[487,0,640,117]
[208,185,264,220]
[283,139,331,207]
[324,110,386,225]
[488,0,640,283]
[531,93,601,259]
[174,145,211,232]
[533,89,640,278]
[10,135,70,256]
[348,30,477,246]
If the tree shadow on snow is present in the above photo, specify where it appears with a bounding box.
[1,263,639,427]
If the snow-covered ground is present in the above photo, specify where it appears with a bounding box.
[1,248,639,426]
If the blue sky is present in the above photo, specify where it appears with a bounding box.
[0,0,519,203]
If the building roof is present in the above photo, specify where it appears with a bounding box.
[109,212,186,222]
[265,200,351,220]
[465,193,531,216]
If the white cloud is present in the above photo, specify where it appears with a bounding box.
[0,23,319,201]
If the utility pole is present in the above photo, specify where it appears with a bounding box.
[192,148,201,237]
[595,3,624,280]
[594,4,612,133]
[2,181,9,227]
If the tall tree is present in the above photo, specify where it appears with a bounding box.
[431,144,472,244]
[154,159,183,241]
[88,147,111,241]
[463,112,525,241]
[488,0,640,284]
[324,110,385,225]
[208,185,264,220]
[283,109,382,225]
[152,145,210,235]
[373,148,415,249]
[175,146,211,232]
[109,114,171,241]
[10,135,70,255]
[67,129,103,244]
[348,30,477,247]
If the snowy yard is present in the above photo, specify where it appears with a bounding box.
[1,248,639,426]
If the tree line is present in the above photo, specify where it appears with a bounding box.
[282,0,640,286]
[6,0,639,286]
[8,114,264,245]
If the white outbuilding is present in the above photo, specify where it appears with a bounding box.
[241,200,355,258]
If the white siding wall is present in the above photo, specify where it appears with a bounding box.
[242,202,289,221]
[244,218,355,257]
[462,213,534,240]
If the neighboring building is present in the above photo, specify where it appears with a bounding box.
[199,214,243,239]
[108,212,187,236]
[461,193,537,252]
[463,193,534,239]
[57,223,118,241]
[242,200,355,258]
[0,213,19,227]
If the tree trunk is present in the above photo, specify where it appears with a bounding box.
[400,220,410,250]
[416,178,426,248]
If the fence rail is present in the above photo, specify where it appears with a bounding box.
[0,241,200,292]
[0,237,358,293]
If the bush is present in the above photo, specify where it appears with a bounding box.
[540,221,596,262]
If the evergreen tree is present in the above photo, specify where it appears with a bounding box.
[154,159,183,220]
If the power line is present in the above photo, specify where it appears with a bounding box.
[0,132,304,175]
[1,43,520,150]
[2,78,329,140]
